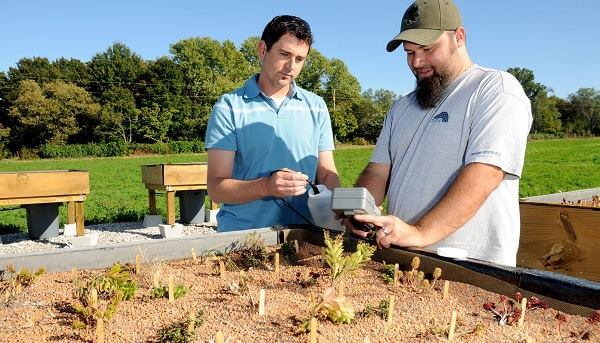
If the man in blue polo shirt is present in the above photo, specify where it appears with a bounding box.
[204,15,340,231]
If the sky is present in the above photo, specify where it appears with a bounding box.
[1,1,599,99]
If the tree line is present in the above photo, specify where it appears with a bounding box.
[0,37,598,159]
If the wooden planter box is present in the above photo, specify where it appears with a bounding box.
[0,170,90,236]
[517,187,600,282]
[141,163,216,224]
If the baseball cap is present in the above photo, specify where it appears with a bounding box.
[386,0,462,52]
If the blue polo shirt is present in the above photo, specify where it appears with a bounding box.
[205,74,335,231]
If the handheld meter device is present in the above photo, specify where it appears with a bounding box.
[331,187,381,217]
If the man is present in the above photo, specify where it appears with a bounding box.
[205,15,340,231]
[347,0,532,266]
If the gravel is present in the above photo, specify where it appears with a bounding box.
[0,221,218,255]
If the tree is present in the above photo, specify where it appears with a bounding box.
[325,59,362,139]
[534,95,562,134]
[568,88,600,134]
[296,48,330,96]
[8,80,100,149]
[507,67,563,134]
[97,86,140,144]
[351,89,399,142]
[89,43,147,96]
[240,36,261,73]
[170,37,254,139]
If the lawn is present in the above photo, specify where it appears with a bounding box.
[1,138,598,233]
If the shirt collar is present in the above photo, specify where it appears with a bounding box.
[243,74,301,100]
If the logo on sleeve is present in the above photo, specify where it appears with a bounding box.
[431,112,449,123]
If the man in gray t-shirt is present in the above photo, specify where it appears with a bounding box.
[346,0,532,266]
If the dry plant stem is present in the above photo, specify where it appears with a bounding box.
[518,298,527,327]
[152,271,159,288]
[219,261,226,278]
[187,311,195,333]
[448,310,458,341]
[258,289,265,316]
[275,253,280,273]
[294,240,300,254]
[96,317,105,343]
[309,317,318,343]
[191,248,197,262]
[393,264,399,287]
[215,330,224,343]
[338,279,345,297]
[443,280,450,299]
[91,288,98,308]
[387,295,395,324]
[135,255,141,274]
[168,275,174,303]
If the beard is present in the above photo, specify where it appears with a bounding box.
[415,70,451,109]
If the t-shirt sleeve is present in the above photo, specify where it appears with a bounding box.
[465,74,532,177]
[204,96,237,151]
[318,98,335,152]
[370,101,398,165]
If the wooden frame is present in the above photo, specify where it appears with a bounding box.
[517,187,600,282]
[141,163,217,225]
[0,170,89,236]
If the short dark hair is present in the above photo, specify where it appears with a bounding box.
[260,15,313,51]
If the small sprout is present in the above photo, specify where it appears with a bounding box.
[411,256,420,271]
[483,292,546,326]
[379,298,390,321]
[156,309,204,342]
[151,284,188,299]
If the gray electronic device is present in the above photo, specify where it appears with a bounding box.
[331,187,381,217]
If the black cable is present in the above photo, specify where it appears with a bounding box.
[278,197,314,226]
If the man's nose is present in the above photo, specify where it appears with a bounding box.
[410,53,424,70]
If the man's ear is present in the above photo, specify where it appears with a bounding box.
[257,40,267,60]
[455,27,467,47]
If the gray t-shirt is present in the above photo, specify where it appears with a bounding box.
[371,65,532,266]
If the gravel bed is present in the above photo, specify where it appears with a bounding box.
[0,221,218,255]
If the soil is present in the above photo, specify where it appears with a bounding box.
[1,241,598,343]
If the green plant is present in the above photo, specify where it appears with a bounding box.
[323,230,375,287]
[379,262,399,284]
[150,284,188,299]
[297,231,375,332]
[235,233,270,269]
[417,317,486,340]
[72,263,138,324]
[156,309,205,343]
[279,240,299,263]
[378,298,390,321]
[1,264,46,301]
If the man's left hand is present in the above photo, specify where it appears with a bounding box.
[352,214,423,249]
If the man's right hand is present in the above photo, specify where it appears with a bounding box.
[267,168,309,198]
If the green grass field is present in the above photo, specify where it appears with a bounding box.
[1,138,599,233]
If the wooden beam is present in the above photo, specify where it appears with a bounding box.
[148,190,157,215]
[166,191,176,224]
[75,201,85,236]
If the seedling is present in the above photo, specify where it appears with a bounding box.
[296,231,375,332]
[156,309,204,343]
[482,292,548,326]
[417,316,486,340]
[556,310,600,341]
[150,284,188,300]
[1,264,46,301]
[72,263,138,325]
[235,232,270,269]
[279,240,299,264]
[293,271,321,288]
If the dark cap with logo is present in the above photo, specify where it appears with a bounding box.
[386,0,462,52]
